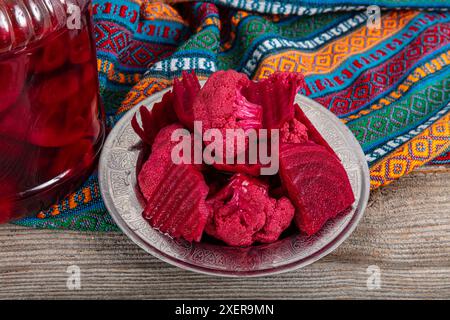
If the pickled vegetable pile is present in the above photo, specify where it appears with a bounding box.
[133,70,354,246]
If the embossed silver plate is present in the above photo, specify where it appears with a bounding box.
[99,82,370,277]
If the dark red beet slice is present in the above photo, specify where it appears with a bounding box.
[2,71,95,148]
[142,163,210,242]
[67,63,101,136]
[35,70,80,106]
[34,33,68,73]
[206,174,294,246]
[31,114,86,147]
[0,138,27,184]
[0,97,31,141]
[280,117,308,144]
[0,57,27,113]
[50,139,94,177]
[132,90,178,146]
[0,138,53,193]
[279,142,355,236]
[172,70,200,130]
[138,124,210,242]
[243,72,305,129]
[294,105,336,157]
[22,67,87,145]
[69,28,92,64]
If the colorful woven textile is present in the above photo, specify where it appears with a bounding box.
[430,148,450,164]
[14,0,450,231]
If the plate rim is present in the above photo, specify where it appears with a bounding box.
[99,86,370,277]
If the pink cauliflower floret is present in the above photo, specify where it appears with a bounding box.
[253,197,295,243]
[280,118,308,144]
[206,174,295,246]
[193,70,263,168]
[193,70,262,132]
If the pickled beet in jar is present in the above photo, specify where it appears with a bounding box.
[0,0,105,222]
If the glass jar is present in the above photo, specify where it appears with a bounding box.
[0,0,104,223]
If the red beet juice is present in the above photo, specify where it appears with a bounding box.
[0,0,104,222]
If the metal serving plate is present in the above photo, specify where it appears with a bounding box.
[99,83,370,277]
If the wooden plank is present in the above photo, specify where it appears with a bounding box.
[0,170,449,299]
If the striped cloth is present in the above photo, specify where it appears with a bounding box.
[14,0,450,231]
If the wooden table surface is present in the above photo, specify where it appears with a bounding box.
[0,166,448,300]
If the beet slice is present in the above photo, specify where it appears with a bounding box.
[1,92,95,148]
[0,57,27,113]
[172,70,200,130]
[50,139,95,177]
[35,70,80,106]
[69,27,92,64]
[142,163,210,242]
[0,137,54,192]
[34,33,68,73]
[294,105,336,157]
[132,90,178,147]
[0,97,31,142]
[30,109,87,147]
[20,64,100,147]
[243,72,305,129]
[138,124,210,242]
[280,117,308,144]
[279,142,355,236]
[0,139,28,185]
[206,174,295,246]
[67,64,101,139]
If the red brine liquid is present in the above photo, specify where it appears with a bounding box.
[0,0,104,223]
